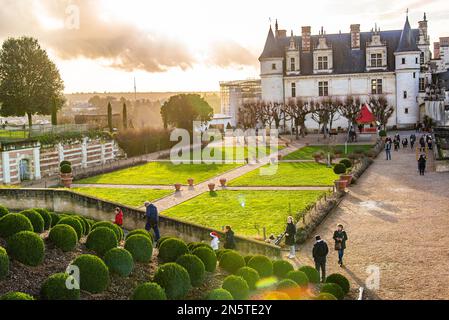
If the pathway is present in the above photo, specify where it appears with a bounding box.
[294,134,449,299]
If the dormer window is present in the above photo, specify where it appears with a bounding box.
[318,56,328,70]
[290,58,295,71]
[366,28,387,71]
[370,53,383,67]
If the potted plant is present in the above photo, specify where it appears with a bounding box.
[338,159,353,184]
[208,183,215,192]
[187,178,194,187]
[60,163,73,188]
[219,178,227,187]
[334,179,348,191]
[174,183,182,191]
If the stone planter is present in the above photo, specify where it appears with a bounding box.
[60,173,73,188]
[219,178,226,187]
[334,179,347,192]
[187,178,194,187]
[208,183,215,192]
[174,183,182,191]
[340,174,353,185]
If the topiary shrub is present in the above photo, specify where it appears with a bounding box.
[216,249,231,261]
[156,236,173,248]
[276,279,300,299]
[176,254,205,287]
[7,231,45,266]
[104,248,134,277]
[131,282,167,300]
[320,282,344,300]
[60,164,72,174]
[18,209,44,234]
[60,160,72,167]
[49,212,61,227]
[333,163,347,175]
[74,216,88,235]
[124,234,153,263]
[126,229,153,242]
[286,270,309,287]
[92,221,122,241]
[33,208,52,230]
[244,255,254,265]
[57,217,83,240]
[236,266,260,291]
[70,254,109,294]
[262,291,290,300]
[0,292,34,300]
[298,265,320,284]
[48,224,78,252]
[0,205,9,218]
[192,247,217,272]
[247,255,273,278]
[222,275,249,300]
[0,213,33,238]
[339,158,352,169]
[0,247,9,280]
[273,260,294,279]
[188,242,213,252]
[326,273,350,295]
[153,263,191,299]
[40,273,80,300]
[315,292,337,300]
[219,251,245,274]
[207,288,233,300]
[86,227,118,256]
[158,238,189,262]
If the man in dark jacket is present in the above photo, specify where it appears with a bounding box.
[312,235,329,282]
[144,201,160,242]
[333,224,348,267]
[223,225,236,249]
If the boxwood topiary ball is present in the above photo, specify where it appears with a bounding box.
[215,249,231,261]
[158,238,189,263]
[176,254,205,287]
[48,224,78,252]
[74,216,89,235]
[131,282,167,300]
[0,247,10,280]
[192,247,217,272]
[326,273,350,295]
[276,279,300,299]
[262,291,291,300]
[333,163,347,175]
[0,292,34,300]
[236,266,260,291]
[320,282,345,300]
[86,227,118,256]
[247,255,273,278]
[70,254,109,294]
[49,212,61,227]
[19,210,44,233]
[339,158,352,169]
[126,229,153,242]
[244,255,254,265]
[219,251,245,274]
[7,231,45,266]
[286,270,309,287]
[0,205,9,219]
[104,248,134,277]
[207,288,233,300]
[92,221,122,241]
[156,236,173,248]
[40,273,80,300]
[57,217,83,240]
[298,265,320,284]
[124,234,153,263]
[188,242,213,252]
[153,263,191,300]
[222,275,249,300]
[33,208,52,230]
[273,260,294,279]
[315,292,337,300]
[0,213,34,238]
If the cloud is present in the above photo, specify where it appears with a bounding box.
[207,40,257,68]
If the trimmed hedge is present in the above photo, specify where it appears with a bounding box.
[0,246,9,280]
[216,249,231,261]
[156,236,173,248]
[219,251,245,274]
[74,216,88,235]
[158,238,189,262]
[86,227,118,256]
[104,248,134,277]
[49,212,61,227]
[188,242,213,252]
[244,255,254,265]
[176,254,206,287]
[247,255,273,278]
[7,231,45,266]
[124,234,153,263]
[92,221,122,241]
[276,279,300,299]
[207,288,233,300]
[0,213,33,238]
[262,291,291,300]
[33,208,52,230]
[298,266,321,284]
[19,209,44,234]
[126,229,153,241]
[48,224,78,252]
[222,275,249,300]
[273,260,294,279]
[333,163,347,174]
[0,292,35,300]
[326,273,350,295]
[57,217,83,240]
[153,263,191,300]
[236,266,260,291]
[132,282,167,300]
[40,273,80,300]
[315,292,337,300]
[192,247,217,272]
[0,205,9,218]
[320,283,344,300]
[286,270,309,287]
[339,158,352,169]
[70,254,109,294]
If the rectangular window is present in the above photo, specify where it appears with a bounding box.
[403,91,407,99]
[318,56,328,70]
[419,78,425,92]
[370,53,383,67]
[318,81,329,96]
[405,108,409,114]
[420,52,425,64]
[272,63,276,70]
[291,83,296,97]
[290,57,295,71]
[415,57,418,64]
[413,72,416,79]
[402,58,406,64]
[371,79,383,94]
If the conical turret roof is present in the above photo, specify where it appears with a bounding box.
[396,16,419,52]
[259,26,284,60]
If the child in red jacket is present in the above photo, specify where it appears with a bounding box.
[114,207,123,227]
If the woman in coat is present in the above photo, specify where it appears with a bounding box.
[333,224,348,267]
[223,225,236,249]
[418,154,427,176]
[285,216,297,259]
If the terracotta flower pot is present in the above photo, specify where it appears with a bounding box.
[174,183,182,191]
[60,173,73,188]
[219,178,226,187]
[187,178,194,186]
[340,174,353,185]
[208,183,215,191]
[334,179,347,192]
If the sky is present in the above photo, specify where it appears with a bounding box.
[1,0,448,93]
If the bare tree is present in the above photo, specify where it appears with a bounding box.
[328,97,342,133]
[237,101,259,129]
[311,99,331,138]
[339,96,362,140]
[284,97,312,139]
[369,95,394,130]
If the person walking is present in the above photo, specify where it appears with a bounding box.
[333,224,348,267]
[144,201,160,242]
[427,137,433,150]
[418,154,427,176]
[223,225,236,249]
[385,140,392,160]
[402,137,408,149]
[312,235,329,282]
[114,207,123,228]
[285,216,297,259]
[410,134,416,150]
[210,231,220,250]
[419,136,426,152]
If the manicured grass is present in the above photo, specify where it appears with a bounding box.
[163,190,327,237]
[76,162,241,185]
[228,162,339,187]
[71,187,173,207]
[171,145,284,161]
[283,144,373,160]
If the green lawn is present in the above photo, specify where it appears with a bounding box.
[283,144,373,160]
[163,190,326,237]
[228,162,339,187]
[76,162,241,185]
[71,187,173,207]
[171,145,284,161]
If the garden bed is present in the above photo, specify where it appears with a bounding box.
[283,145,373,160]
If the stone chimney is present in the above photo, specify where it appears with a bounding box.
[277,29,287,38]
[302,26,311,52]
[434,42,440,59]
[350,24,361,49]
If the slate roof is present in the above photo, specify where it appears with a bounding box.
[396,16,420,52]
[259,26,284,60]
